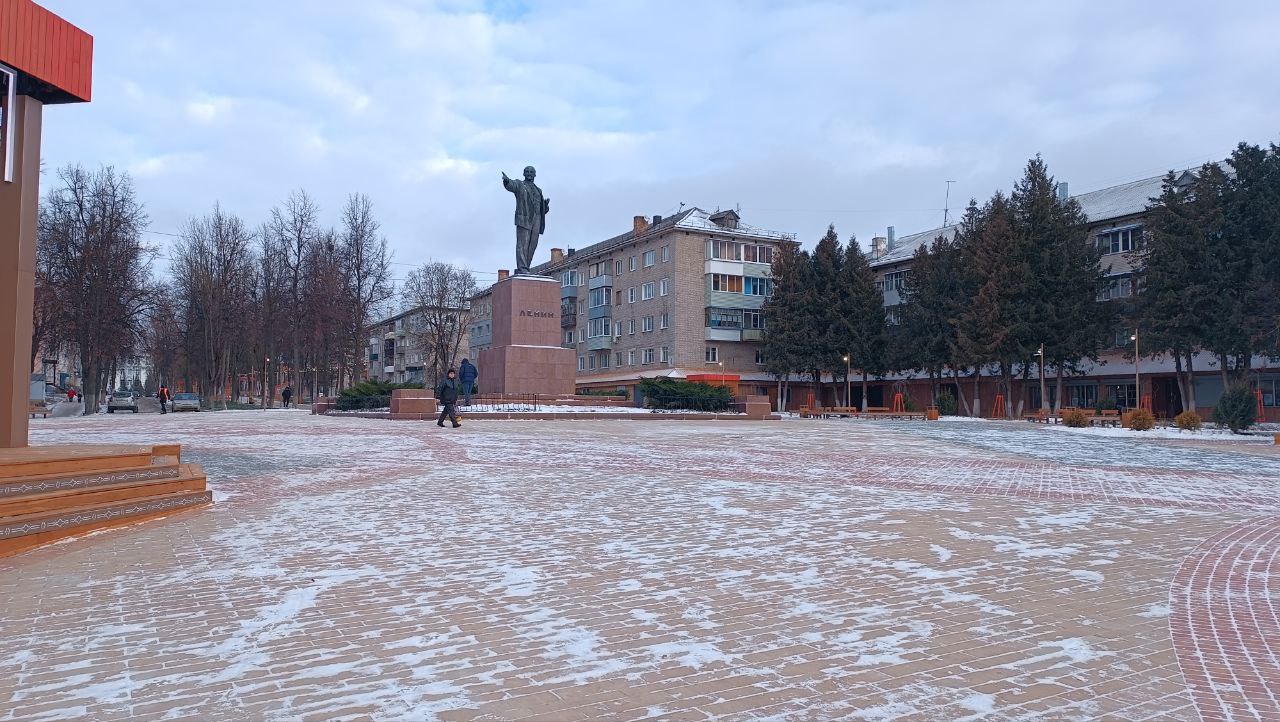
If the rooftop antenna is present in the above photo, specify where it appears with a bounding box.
[943,180,956,227]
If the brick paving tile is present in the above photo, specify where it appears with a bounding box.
[2,413,1278,720]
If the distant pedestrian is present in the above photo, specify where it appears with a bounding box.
[436,369,461,428]
[67,388,76,403]
[281,386,293,408]
[458,358,478,406]
[157,385,170,414]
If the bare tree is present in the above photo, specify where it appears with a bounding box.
[38,164,154,413]
[401,262,476,387]
[266,190,320,398]
[170,204,257,410]
[338,193,393,388]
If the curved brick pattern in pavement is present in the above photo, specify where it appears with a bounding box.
[1171,517,1280,722]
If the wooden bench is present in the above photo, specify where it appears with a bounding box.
[865,406,892,414]
[1022,410,1051,423]
[28,404,48,419]
[826,406,860,417]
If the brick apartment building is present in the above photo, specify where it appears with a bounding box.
[468,208,796,397]
[865,171,1280,421]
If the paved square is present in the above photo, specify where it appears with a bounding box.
[3,413,1278,721]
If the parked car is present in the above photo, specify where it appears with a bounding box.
[170,392,201,412]
[107,390,138,413]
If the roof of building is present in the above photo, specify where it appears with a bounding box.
[868,225,959,269]
[530,207,796,277]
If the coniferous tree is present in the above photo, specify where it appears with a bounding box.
[762,242,810,410]
[806,225,843,405]
[899,232,969,410]
[1224,143,1280,366]
[834,237,886,410]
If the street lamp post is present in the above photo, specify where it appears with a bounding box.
[1036,344,1048,413]
[1130,330,1140,411]
[842,355,851,407]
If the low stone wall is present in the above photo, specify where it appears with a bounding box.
[328,411,780,422]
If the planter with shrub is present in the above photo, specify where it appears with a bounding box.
[638,377,731,412]
[1127,408,1155,431]
[1174,411,1202,432]
[336,380,425,411]
[1062,408,1089,427]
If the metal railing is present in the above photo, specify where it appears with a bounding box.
[457,393,541,412]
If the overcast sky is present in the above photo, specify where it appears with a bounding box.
[39,0,1280,286]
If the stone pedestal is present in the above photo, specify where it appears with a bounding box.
[390,389,438,419]
[478,275,576,396]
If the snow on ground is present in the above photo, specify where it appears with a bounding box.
[2,411,1274,720]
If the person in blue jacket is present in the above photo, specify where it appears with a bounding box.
[458,358,478,406]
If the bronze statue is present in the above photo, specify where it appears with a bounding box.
[502,166,549,275]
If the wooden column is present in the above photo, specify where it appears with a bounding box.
[0,95,42,448]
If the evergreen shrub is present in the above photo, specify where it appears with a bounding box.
[935,390,957,416]
[1174,410,1203,432]
[1213,385,1256,433]
[638,378,730,412]
[1062,408,1089,427]
[1128,408,1155,431]
[336,380,425,411]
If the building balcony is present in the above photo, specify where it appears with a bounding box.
[588,274,613,290]
[705,259,744,276]
[705,327,742,342]
[588,305,610,320]
[561,314,576,329]
[561,285,579,299]
[586,335,613,351]
[741,329,764,342]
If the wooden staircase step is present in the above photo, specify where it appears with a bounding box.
[0,444,157,480]
[0,485,212,558]
[0,464,205,518]
[0,462,182,501]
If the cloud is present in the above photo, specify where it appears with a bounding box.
[36,0,1280,283]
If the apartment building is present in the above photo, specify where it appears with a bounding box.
[468,208,796,396]
[863,170,1280,420]
[366,306,470,385]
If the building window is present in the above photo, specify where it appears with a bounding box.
[755,349,766,365]
[643,348,655,364]
[588,355,597,371]
[615,352,624,367]
[577,329,584,343]
[744,245,774,264]
[628,319,636,335]
[614,321,622,338]
[1105,383,1137,410]
[599,352,610,369]
[587,317,611,338]
[643,250,656,267]
[629,256,637,271]
[705,346,719,363]
[627,349,636,366]
[707,239,742,260]
[661,245,670,262]
[628,287,636,303]
[1261,378,1279,407]
[660,346,670,363]
[641,281,655,300]
[590,261,609,278]
[711,274,744,293]
[743,310,764,330]
[744,277,773,296]
[615,290,622,306]
[615,259,623,275]
[1099,274,1135,301]
[881,271,908,292]
[642,316,654,332]
[560,270,579,287]
[660,312,669,329]
[578,356,587,371]
[707,308,743,328]
[1097,226,1141,255]
[564,330,574,345]
[660,277,670,296]
[588,287,610,308]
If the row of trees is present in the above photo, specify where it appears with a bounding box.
[764,143,1280,417]
[763,157,1114,416]
[1139,142,1280,411]
[34,163,477,414]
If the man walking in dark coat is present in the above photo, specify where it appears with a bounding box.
[458,358,478,406]
[281,386,293,408]
[157,384,169,414]
[436,369,462,428]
